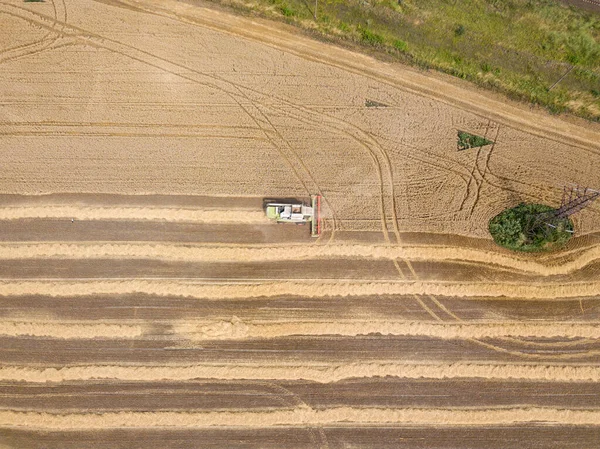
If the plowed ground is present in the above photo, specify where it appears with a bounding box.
[1,0,600,447]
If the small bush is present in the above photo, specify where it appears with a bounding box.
[489,203,573,252]
[454,24,465,37]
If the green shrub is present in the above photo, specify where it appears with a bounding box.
[489,203,573,252]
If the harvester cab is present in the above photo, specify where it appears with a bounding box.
[265,195,321,237]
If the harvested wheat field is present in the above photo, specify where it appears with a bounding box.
[1,0,600,447]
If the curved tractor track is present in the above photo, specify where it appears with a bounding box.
[1,0,600,447]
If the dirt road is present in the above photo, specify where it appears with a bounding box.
[1,0,600,447]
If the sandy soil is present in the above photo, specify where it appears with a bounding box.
[1,0,600,447]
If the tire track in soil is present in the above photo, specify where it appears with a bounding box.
[458,122,501,219]
[0,124,271,140]
[0,0,67,66]
[456,126,578,220]
[363,129,473,223]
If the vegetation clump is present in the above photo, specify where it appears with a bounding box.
[359,26,384,46]
[457,131,494,150]
[489,203,573,252]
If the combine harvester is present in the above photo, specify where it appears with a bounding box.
[265,195,321,237]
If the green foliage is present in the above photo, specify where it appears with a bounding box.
[564,30,600,66]
[359,27,385,46]
[457,131,494,150]
[393,39,408,52]
[454,24,465,37]
[280,5,295,17]
[338,21,350,32]
[489,203,574,252]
